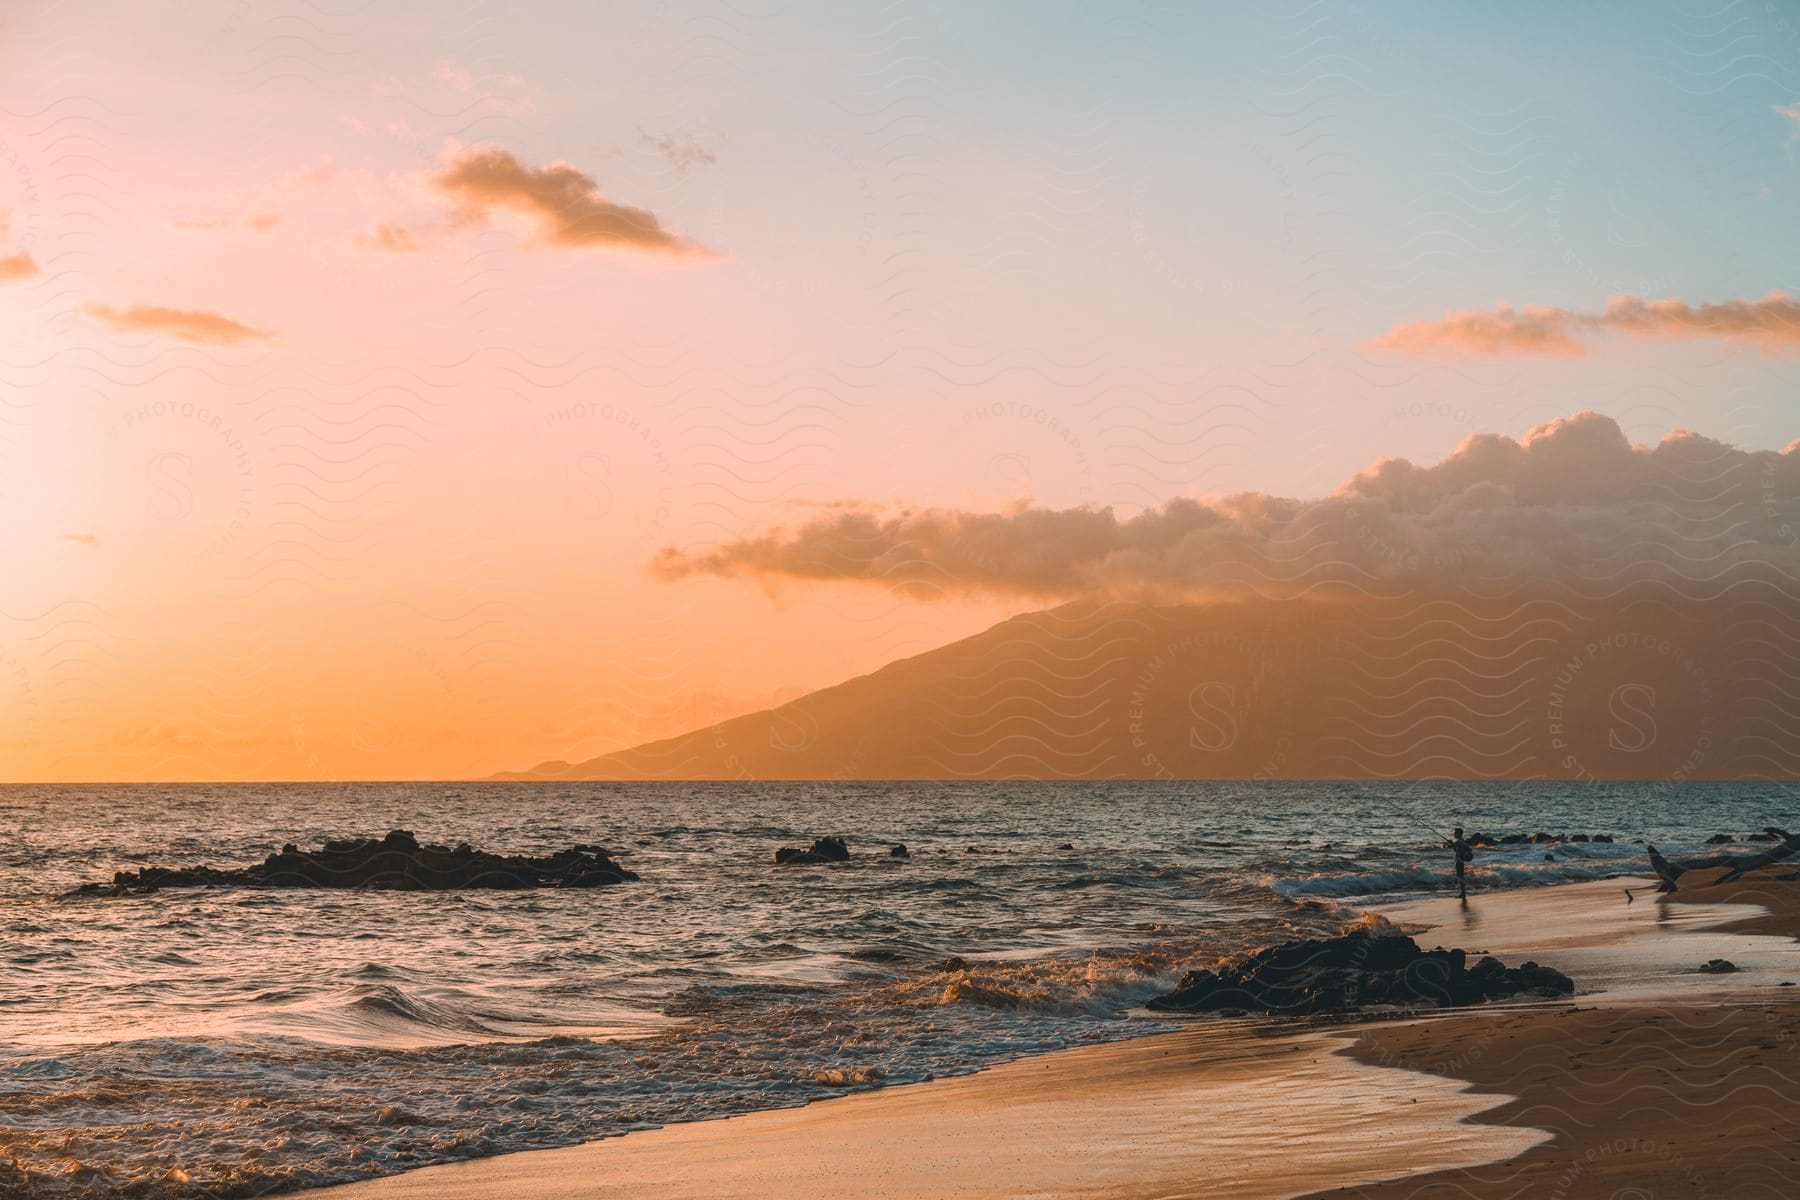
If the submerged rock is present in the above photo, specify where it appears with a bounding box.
[889,843,910,858]
[774,836,850,865]
[1146,929,1574,1017]
[73,830,639,895]
[1699,959,1739,974]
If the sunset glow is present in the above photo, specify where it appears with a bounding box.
[3,2,1799,782]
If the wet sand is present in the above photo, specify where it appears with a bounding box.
[299,865,1800,1200]
[296,1022,1543,1200]
[1314,864,1800,1199]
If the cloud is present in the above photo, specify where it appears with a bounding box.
[82,302,274,345]
[0,250,39,282]
[63,533,100,546]
[1777,102,1800,131]
[651,412,1800,601]
[1371,292,1800,357]
[431,147,712,256]
[358,222,421,253]
[175,213,281,233]
[639,130,720,175]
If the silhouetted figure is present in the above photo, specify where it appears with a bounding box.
[1449,827,1473,900]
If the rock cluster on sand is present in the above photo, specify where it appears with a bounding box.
[74,830,639,895]
[1147,929,1574,1016]
[774,836,850,865]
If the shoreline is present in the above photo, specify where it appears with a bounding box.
[295,865,1800,1200]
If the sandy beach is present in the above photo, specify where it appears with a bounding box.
[297,864,1800,1200]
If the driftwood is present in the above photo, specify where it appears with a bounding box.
[1645,828,1796,893]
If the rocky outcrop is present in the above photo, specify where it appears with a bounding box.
[73,830,639,895]
[1486,832,1614,846]
[1146,929,1574,1016]
[774,836,850,865]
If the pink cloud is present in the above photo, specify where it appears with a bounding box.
[358,222,421,253]
[432,147,714,257]
[0,250,39,283]
[1371,291,1800,357]
[652,412,1800,601]
[82,302,274,345]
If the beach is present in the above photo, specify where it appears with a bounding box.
[295,863,1800,1200]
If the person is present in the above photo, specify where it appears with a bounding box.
[1448,827,1473,900]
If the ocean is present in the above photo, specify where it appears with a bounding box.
[3,780,1794,1198]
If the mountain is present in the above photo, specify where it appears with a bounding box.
[491,595,1800,781]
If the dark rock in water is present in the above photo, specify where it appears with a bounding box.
[889,844,910,858]
[1706,834,1736,845]
[1698,959,1739,974]
[1569,833,1590,843]
[1467,832,1497,848]
[1747,831,1782,843]
[1531,832,1556,844]
[1544,853,1555,862]
[774,836,850,865]
[1055,842,1075,851]
[1146,930,1574,1017]
[73,831,638,895]
[1500,834,1529,845]
[1592,834,1614,843]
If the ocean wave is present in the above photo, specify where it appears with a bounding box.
[1266,859,1626,899]
[8,778,1791,1199]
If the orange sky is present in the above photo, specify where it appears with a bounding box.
[3,2,1798,781]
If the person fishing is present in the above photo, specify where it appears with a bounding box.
[1448,827,1473,900]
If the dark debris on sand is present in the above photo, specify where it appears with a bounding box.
[71,829,639,895]
[1147,928,1574,1017]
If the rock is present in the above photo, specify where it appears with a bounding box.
[1500,834,1529,845]
[74,832,638,895]
[1592,834,1614,843]
[774,836,850,865]
[1544,853,1556,861]
[890,844,910,858]
[1569,833,1590,842]
[1467,832,1498,848]
[1706,834,1736,845]
[1698,959,1739,974]
[1531,832,1557,844]
[1145,930,1573,1017]
[1747,831,1782,843]
[1055,842,1075,851]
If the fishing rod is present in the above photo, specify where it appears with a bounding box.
[1394,810,1454,846]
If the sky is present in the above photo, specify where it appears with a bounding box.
[2,0,1799,781]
